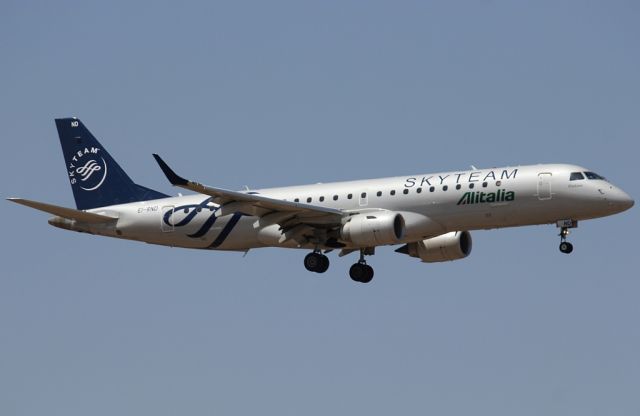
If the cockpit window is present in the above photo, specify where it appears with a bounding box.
[570,172,585,181]
[584,172,606,180]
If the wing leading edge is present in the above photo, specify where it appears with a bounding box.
[152,154,345,224]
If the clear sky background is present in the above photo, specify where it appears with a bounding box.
[1,1,638,415]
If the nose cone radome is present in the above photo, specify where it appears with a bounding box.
[608,188,634,213]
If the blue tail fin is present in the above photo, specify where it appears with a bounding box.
[55,118,168,210]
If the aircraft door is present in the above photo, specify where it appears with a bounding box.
[161,205,175,232]
[359,190,369,207]
[537,173,552,200]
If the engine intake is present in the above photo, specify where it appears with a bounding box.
[396,231,472,262]
[341,212,405,246]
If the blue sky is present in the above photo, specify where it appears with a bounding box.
[1,1,638,415]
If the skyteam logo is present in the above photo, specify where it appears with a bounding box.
[162,197,244,248]
[67,147,108,191]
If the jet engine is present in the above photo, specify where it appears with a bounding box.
[341,211,405,246]
[396,231,472,262]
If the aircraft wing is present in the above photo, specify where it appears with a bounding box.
[153,154,345,225]
[7,198,118,223]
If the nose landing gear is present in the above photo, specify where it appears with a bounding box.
[557,219,577,254]
[559,239,573,254]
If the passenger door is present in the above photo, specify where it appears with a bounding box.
[537,173,552,200]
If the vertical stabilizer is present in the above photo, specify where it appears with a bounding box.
[55,118,168,210]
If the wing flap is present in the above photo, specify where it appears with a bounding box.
[7,198,118,223]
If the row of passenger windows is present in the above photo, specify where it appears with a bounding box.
[291,181,503,203]
[570,171,606,181]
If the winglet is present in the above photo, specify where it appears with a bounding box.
[153,154,189,186]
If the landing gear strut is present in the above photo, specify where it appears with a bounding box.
[557,220,577,254]
[304,251,330,273]
[349,249,374,283]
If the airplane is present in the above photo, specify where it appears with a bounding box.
[8,118,634,283]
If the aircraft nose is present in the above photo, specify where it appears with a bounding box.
[607,187,634,212]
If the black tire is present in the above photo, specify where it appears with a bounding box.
[559,242,574,254]
[360,265,374,283]
[316,255,330,274]
[304,252,322,272]
[349,263,365,282]
[349,263,373,283]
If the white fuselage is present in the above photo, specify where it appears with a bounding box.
[52,163,633,251]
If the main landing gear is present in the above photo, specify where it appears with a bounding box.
[304,251,330,273]
[349,255,374,284]
[557,219,577,254]
[303,248,375,283]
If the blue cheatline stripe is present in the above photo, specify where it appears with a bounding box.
[208,213,243,248]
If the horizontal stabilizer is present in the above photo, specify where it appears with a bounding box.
[7,198,118,223]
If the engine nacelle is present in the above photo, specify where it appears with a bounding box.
[341,212,406,246]
[398,231,472,262]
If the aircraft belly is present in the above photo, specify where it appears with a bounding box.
[206,216,261,250]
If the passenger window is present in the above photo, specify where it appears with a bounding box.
[294,198,299,203]
[469,183,475,189]
[403,189,409,195]
[455,184,461,190]
[361,192,367,198]
[429,186,435,192]
[570,172,585,181]
[482,182,488,188]
[319,196,325,202]
[390,190,396,196]
[496,180,502,186]
[347,194,353,199]
[307,197,312,203]
[376,191,382,197]
[416,188,422,193]
[333,195,338,201]
[443,185,448,191]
